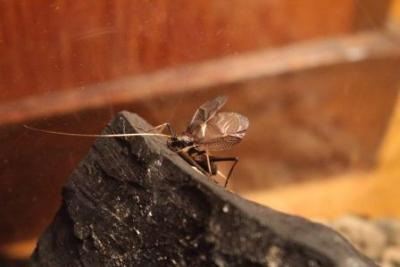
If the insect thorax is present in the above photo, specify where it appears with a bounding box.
[167,135,194,151]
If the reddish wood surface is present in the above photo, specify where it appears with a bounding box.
[0,31,399,247]
[0,0,395,257]
[0,0,390,103]
[1,31,399,126]
[354,0,392,29]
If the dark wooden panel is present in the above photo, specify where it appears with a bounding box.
[354,0,392,29]
[0,0,387,103]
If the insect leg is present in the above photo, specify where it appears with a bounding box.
[178,151,209,176]
[205,151,213,175]
[209,156,239,187]
[175,145,197,153]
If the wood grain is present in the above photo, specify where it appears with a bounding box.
[1,31,399,126]
[1,31,400,247]
[353,0,392,29]
[0,1,396,260]
[0,0,387,103]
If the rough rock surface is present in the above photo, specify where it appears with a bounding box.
[325,215,400,267]
[30,112,376,267]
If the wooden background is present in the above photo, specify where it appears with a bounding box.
[0,0,390,102]
[0,0,399,260]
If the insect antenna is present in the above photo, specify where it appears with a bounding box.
[23,125,172,138]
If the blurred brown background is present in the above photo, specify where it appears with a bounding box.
[1,0,400,260]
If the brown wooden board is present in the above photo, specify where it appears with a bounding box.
[0,0,391,103]
[0,31,399,249]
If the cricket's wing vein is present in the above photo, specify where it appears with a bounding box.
[198,112,249,151]
[186,96,228,137]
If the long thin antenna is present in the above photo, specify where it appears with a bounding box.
[23,125,171,138]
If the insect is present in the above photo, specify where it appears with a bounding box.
[159,96,249,187]
[24,96,249,187]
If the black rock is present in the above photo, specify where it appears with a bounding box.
[30,112,377,267]
[0,257,29,267]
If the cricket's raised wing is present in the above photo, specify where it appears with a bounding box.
[185,96,228,139]
[197,111,249,151]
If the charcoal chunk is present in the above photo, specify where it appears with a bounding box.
[30,112,377,267]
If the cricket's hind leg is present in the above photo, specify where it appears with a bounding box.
[208,156,239,187]
[178,150,210,176]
